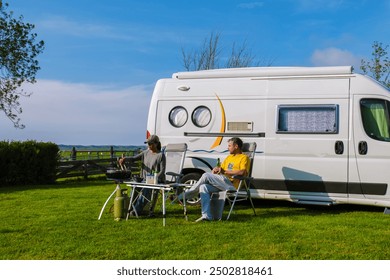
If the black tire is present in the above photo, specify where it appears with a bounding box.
[180,172,202,205]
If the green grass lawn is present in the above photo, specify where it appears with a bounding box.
[1,179,389,260]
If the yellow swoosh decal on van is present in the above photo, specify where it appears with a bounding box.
[210,94,226,149]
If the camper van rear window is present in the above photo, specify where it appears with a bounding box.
[192,106,212,128]
[169,106,188,128]
[277,105,338,134]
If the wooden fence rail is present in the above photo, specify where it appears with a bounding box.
[56,148,141,179]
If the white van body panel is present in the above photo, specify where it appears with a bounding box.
[146,66,390,208]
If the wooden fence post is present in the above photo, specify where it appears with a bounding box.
[84,162,89,179]
[71,147,77,160]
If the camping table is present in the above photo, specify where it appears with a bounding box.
[125,181,190,226]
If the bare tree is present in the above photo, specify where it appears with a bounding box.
[181,32,269,71]
[226,40,257,68]
[360,41,389,88]
[182,32,222,71]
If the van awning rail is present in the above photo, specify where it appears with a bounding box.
[184,132,265,138]
[173,66,353,79]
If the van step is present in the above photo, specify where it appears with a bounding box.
[296,200,333,206]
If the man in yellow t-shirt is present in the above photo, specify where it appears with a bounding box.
[179,137,249,222]
[219,150,250,189]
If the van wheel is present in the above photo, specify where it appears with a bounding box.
[181,172,202,205]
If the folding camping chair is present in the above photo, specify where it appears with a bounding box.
[225,142,257,220]
[164,143,187,185]
[126,143,188,219]
[163,143,189,212]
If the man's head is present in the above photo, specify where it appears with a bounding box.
[227,137,243,154]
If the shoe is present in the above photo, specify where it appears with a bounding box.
[194,217,210,223]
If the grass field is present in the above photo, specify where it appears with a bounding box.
[1,179,389,260]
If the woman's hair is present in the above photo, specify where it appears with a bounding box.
[228,137,243,149]
[156,141,162,152]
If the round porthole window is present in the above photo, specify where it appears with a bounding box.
[192,106,212,127]
[169,106,188,128]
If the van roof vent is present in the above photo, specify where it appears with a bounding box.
[227,122,253,132]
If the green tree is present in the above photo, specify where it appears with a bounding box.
[0,1,44,128]
[360,41,389,88]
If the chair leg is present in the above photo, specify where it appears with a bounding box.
[226,193,238,220]
[248,192,256,216]
[226,181,256,220]
[182,191,188,221]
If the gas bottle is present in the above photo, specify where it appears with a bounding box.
[114,187,124,221]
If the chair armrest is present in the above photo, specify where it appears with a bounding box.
[166,172,184,178]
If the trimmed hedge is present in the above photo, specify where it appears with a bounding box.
[0,141,59,186]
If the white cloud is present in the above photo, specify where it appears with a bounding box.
[310,47,361,68]
[0,80,153,145]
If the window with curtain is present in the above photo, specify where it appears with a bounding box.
[360,99,390,141]
[277,105,338,134]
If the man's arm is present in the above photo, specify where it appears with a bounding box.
[216,155,249,177]
[222,167,247,177]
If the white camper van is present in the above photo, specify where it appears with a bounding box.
[146,66,390,209]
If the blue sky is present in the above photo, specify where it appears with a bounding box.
[1,0,389,145]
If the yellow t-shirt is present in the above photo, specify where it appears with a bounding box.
[221,153,250,188]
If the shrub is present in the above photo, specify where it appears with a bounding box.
[0,140,59,186]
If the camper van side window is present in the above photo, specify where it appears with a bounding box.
[277,105,338,134]
[360,99,390,142]
[192,106,212,128]
[169,106,188,128]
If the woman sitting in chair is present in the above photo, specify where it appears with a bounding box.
[120,134,166,217]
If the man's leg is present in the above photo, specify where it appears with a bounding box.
[199,183,221,221]
[200,173,236,191]
[179,172,234,201]
[177,172,210,200]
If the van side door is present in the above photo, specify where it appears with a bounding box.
[351,96,390,202]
